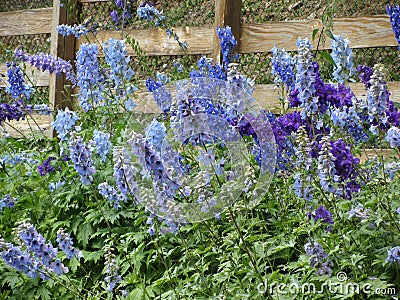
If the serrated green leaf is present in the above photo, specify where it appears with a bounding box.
[77,222,93,248]
[2,272,20,289]
[36,286,51,300]
[83,250,103,263]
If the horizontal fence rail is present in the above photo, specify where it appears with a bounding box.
[75,15,397,57]
[0,7,53,36]
[240,16,398,52]
[79,26,214,56]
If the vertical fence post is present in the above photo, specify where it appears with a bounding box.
[213,0,242,64]
[49,0,77,136]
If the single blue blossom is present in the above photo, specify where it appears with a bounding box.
[349,203,369,220]
[98,182,125,209]
[271,46,296,90]
[216,26,238,68]
[0,194,18,210]
[386,126,400,148]
[386,246,400,265]
[6,62,34,100]
[331,34,356,83]
[57,24,88,38]
[68,135,96,185]
[48,180,65,192]
[51,107,79,141]
[56,228,82,259]
[93,130,112,162]
[75,44,104,111]
[387,5,400,49]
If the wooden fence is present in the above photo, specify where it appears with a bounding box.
[0,0,399,159]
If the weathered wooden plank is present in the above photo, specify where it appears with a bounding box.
[0,8,53,36]
[240,15,397,53]
[76,15,396,57]
[2,113,52,138]
[76,26,214,56]
[213,0,242,64]
[357,149,400,162]
[0,63,50,88]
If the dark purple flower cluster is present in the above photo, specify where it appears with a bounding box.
[330,139,360,197]
[272,111,304,145]
[38,155,68,176]
[37,156,56,176]
[387,5,400,49]
[307,206,334,231]
[0,100,30,123]
[15,49,76,85]
[271,111,329,151]
[357,65,373,88]
[110,0,133,27]
[270,112,306,169]
[386,100,400,127]
[289,62,354,113]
